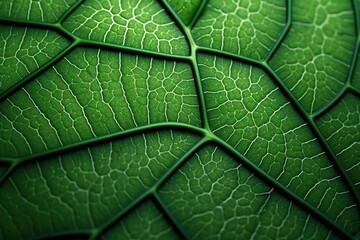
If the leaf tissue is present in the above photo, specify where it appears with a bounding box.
[0,0,360,239]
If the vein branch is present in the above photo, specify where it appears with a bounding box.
[153,192,190,240]
[160,0,211,130]
[312,0,360,120]
[263,0,292,63]
[90,137,207,240]
[57,0,86,24]
[0,123,205,189]
[263,65,360,217]
[187,0,208,30]
[211,135,353,240]
[0,42,77,102]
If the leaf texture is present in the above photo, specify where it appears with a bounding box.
[0,0,360,239]
[0,0,78,22]
[269,0,356,114]
[0,26,70,94]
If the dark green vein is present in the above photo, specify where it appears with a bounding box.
[187,0,208,30]
[312,80,360,120]
[349,84,360,97]
[0,1,358,239]
[153,192,190,240]
[263,0,292,63]
[154,1,360,237]
[1,122,205,163]
[152,136,209,191]
[89,188,149,240]
[347,0,360,88]
[0,17,55,30]
[0,123,205,187]
[350,0,360,90]
[0,17,191,62]
[57,0,86,24]
[210,135,353,240]
[311,86,348,120]
[263,65,360,216]
[158,0,192,55]
[312,0,360,120]
[190,48,211,130]
[78,39,189,62]
[0,17,76,42]
[197,46,263,66]
[35,230,90,240]
[0,163,17,191]
[0,157,17,164]
[0,42,77,102]
[90,137,207,240]
[161,0,211,130]
[0,16,192,102]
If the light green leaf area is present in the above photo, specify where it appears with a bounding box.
[0,48,200,158]
[167,0,201,26]
[192,0,286,60]
[102,200,180,240]
[63,0,189,55]
[1,0,360,239]
[316,94,360,194]
[0,130,199,240]
[199,54,360,233]
[0,25,69,95]
[269,0,356,114]
[160,145,339,240]
[0,0,77,23]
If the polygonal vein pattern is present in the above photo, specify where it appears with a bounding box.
[199,54,360,233]
[167,0,201,26]
[192,0,286,60]
[317,94,360,194]
[0,0,360,239]
[0,130,199,240]
[0,48,201,158]
[270,0,356,113]
[63,0,190,55]
[159,146,339,239]
[0,25,70,95]
[0,0,78,23]
[102,200,180,240]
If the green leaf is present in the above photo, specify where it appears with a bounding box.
[1,0,360,239]
[198,54,360,234]
[317,94,360,194]
[0,130,200,239]
[0,26,70,94]
[62,0,190,55]
[269,0,356,114]
[0,0,78,22]
[0,48,201,158]
[0,165,6,179]
[167,0,201,26]
[192,0,286,60]
[102,200,180,240]
[354,51,360,90]
[160,145,339,239]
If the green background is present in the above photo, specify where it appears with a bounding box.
[0,0,360,239]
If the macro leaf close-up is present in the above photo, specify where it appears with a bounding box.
[0,0,360,239]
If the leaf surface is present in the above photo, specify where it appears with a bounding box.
[0,0,360,239]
